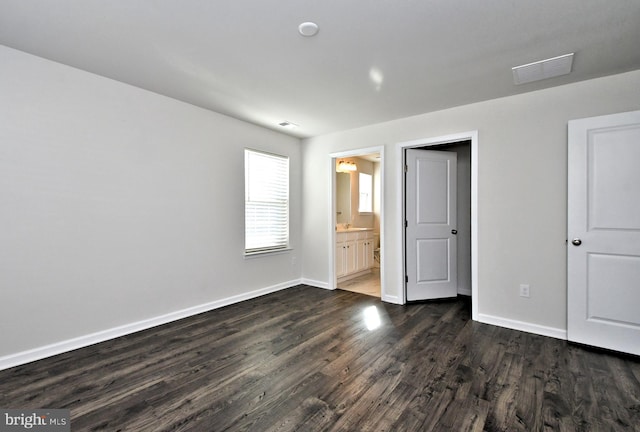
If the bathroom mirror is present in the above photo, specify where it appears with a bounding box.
[336,172,351,224]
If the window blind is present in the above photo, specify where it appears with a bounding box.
[245,149,289,254]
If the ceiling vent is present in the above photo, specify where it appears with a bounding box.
[512,53,574,85]
[278,121,298,129]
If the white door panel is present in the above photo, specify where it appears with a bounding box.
[588,128,640,230]
[568,110,640,356]
[406,149,457,301]
[416,158,449,224]
[587,253,640,326]
[417,239,450,281]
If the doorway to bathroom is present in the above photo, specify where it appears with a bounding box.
[330,147,385,299]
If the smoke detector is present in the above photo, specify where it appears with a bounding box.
[298,22,319,37]
[512,53,574,85]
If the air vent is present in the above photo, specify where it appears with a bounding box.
[512,53,574,85]
[278,121,299,129]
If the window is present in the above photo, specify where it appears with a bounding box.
[244,149,289,254]
[358,172,373,213]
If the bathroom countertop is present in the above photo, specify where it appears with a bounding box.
[336,227,373,232]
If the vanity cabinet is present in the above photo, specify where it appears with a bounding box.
[336,233,357,278]
[337,230,374,280]
[356,236,375,272]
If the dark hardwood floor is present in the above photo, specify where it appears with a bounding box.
[1,285,639,431]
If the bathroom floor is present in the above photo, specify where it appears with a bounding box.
[337,267,381,297]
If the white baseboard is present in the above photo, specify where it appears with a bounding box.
[457,288,471,296]
[301,278,331,289]
[382,294,403,305]
[337,269,371,284]
[477,313,567,340]
[0,279,301,372]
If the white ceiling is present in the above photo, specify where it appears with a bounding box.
[1,1,639,138]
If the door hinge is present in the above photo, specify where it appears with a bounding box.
[404,220,408,228]
[405,275,409,283]
[404,164,408,172]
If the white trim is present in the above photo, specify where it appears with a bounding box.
[396,143,405,304]
[382,294,403,305]
[478,313,567,340]
[244,248,292,259]
[337,269,372,283]
[328,155,337,290]
[329,146,385,299]
[470,131,479,321]
[0,279,301,371]
[457,288,472,296]
[396,131,479,321]
[301,278,331,289]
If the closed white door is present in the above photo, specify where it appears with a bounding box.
[568,110,640,356]
[406,149,457,301]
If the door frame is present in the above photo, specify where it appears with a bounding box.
[396,131,478,320]
[329,146,386,298]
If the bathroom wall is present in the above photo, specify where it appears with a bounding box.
[336,157,375,229]
[336,172,351,224]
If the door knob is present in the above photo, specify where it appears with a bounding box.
[571,238,582,246]
[451,229,457,235]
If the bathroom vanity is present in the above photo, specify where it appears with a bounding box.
[336,228,375,280]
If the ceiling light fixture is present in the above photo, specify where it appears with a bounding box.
[336,160,357,172]
[512,53,575,85]
[278,121,298,129]
[298,22,319,37]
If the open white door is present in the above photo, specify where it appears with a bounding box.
[568,110,640,356]
[405,149,457,301]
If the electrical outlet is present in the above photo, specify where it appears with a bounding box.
[519,284,530,298]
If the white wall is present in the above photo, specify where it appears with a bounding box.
[2,43,639,365]
[0,45,302,362]
[301,70,640,334]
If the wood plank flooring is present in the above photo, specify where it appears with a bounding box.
[1,285,639,431]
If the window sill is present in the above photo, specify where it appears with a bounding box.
[244,248,292,259]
